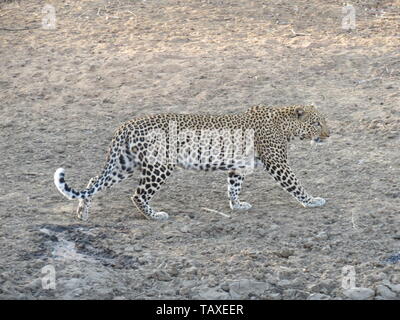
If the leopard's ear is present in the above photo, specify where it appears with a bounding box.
[295,107,305,119]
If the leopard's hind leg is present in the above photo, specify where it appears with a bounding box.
[75,146,136,220]
[227,171,252,210]
[76,176,98,221]
[131,162,174,221]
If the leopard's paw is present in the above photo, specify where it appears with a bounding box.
[230,201,252,211]
[153,211,169,221]
[303,197,326,208]
[76,203,89,221]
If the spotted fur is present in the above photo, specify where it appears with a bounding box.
[54,105,330,221]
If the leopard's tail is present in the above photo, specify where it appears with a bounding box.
[54,168,104,200]
[54,125,133,201]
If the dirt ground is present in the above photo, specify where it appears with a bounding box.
[0,0,399,300]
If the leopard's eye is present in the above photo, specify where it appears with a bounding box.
[312,122,321,127]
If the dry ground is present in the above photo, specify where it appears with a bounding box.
[0,0,399,299]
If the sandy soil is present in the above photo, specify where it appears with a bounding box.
[0,0,399,300]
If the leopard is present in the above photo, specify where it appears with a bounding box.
[54,105,330,221]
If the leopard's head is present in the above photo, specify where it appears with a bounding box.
[293,105,330,143]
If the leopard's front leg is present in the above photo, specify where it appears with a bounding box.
[263,157,326,208]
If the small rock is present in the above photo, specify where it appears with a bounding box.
[71,288,84,297]
[229,279,270,299]
[274,249,294,258]
[277,278,303,289]
[27,278,42,290]
[390,274,400,284]
[284,289,308,299]
[277,267,297,280]
[54,147,64,154]
[385,282,400,294]
[179,225,190,233]
[186,266,198,276]
[321,245,332,254]
[270,224,280,231]
[267,292,282,300]
[167,266,179,277]
[254,272,265,280]
[303,241,313,250]
[198,288,229,300]
[375,285,396,299]
[385,252,400,264]
[207,277,219,288]
[315,231,328,240]
[308,293,331,300]
[229,289,242,299]
[179,287,192,296]
[308,279,336,294]
[149,270,172,282]
[372,272,388,281]
[220,283,230,292]
[257,229,267,237]
[343,287,375,300]
[181,280,197,288]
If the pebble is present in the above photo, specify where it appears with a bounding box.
[179,287,192,296]
[274,249,294,258]
[390,274,400,284]
[375,285,396,299]
[167,266,179,277]
[384,282,400,294]
[284,289,307,299]
[198,288,229,300]
[179,225,190,233]
[277,278,303,289]
[186,266,198,276]
[315,231,329,240]
[372,272,388,281]
[70,288,84,297]
[270,224,280,231]
[343,287,375,300]
[308,293,331,300]
[321,245,332,254]
[268,292,282,300]
[308,279,336,294]
[302,238,314,250]
[220,283,230,292]
[149,270,172,282]
[386,252,400,264]
[181,280,197,288]
[254,272,265,280]
[229,279,270,299]
[277,267,297,280]
[257,229,267,237]
[27,278,42,290]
